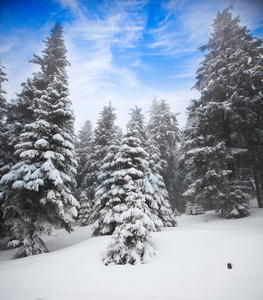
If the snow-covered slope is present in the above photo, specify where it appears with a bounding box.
[0,208,262,300]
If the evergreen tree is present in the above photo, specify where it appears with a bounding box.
[146,139,176,227]
[185,201,205,215]
[127,106,174,226]
[127,106,147,146]
[101,127,156,264]
[0,61,8,246]
[0,23,79,257]
[92,107,172,237]
[103,185,155,265]
[183,7,261,217]
[147,98,180,209]
[1,78,35,178]
[75,120,93,188]
[92,128,150,236]
[0,61,8,123]
[82,103,121,203]
[91,141,121,235]
[0,73,36,249]
[78,190,92,226]
[74,120,93,225]
[0,61,8,177]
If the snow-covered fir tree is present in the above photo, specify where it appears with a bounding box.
[91,127,150,236]
[0,23,79,258]
[103,184,156,265]
[75,120,93,188]
[75,120,94,225]
[0,75,37,249]
[129,107,175,228]
[127,106,147,147]
[182,115,250,218]
[185,201,204,215]
[0,61,8,246]
[91,140,121,235]
[127,107,174,227]
[147,98,180,209]
[92,106,176,237]
[145,139,176,227]
[182,7,261,218]
[101,116,157,264]
[82,103,121,203]
[78,190,92,226]
[0,61,8,178]
[1,78,35,178]
[0,61,8,124]
[80,104,122,225]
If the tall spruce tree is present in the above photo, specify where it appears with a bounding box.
[0,61,8,177]
[0,23,79,257]
[147,98,180,209]
[146,138,176,226]
[91,108,158,236]
[91,140,121,235]
[183,7,262,217]
[75,120,93,188]
[75,120,94,226]
[82,103,121,202]
[0,72,36,249]
[92,106,175,241]
[0,61,8,245]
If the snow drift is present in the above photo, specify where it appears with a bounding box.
[0,208,262,300]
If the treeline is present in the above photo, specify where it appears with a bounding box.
[0,7,262,262]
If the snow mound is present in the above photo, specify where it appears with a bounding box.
[0,209,263,300]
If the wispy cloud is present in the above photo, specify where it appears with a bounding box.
[1,0,262,131]
[145,0,263,57]
[60,0,150,129]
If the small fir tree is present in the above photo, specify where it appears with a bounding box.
[78,190,92,226]
[185,201,205,215]
[103,184,155,265]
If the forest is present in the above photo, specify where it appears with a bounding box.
[0,7,262,264]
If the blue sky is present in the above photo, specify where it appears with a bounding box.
[1,0,263,131]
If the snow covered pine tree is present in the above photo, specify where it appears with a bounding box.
[80,103,121,225]
[75,120,93,188]
[0,23,79,258]
[102,128,157,265]
[147,98,180,209]
[102,108,176,265]
[126,106,175,228]
[0,61,8,246]
[183,6,263,217]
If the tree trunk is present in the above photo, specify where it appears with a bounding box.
[253,167,263,208]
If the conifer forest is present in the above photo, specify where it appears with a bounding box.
[0,7,262,264]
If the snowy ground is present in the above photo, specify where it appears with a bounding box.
[0,207,263,300]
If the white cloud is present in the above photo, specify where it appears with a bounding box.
[1,0,262,133]
[61,0,150,130]
[0,43,15,53]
